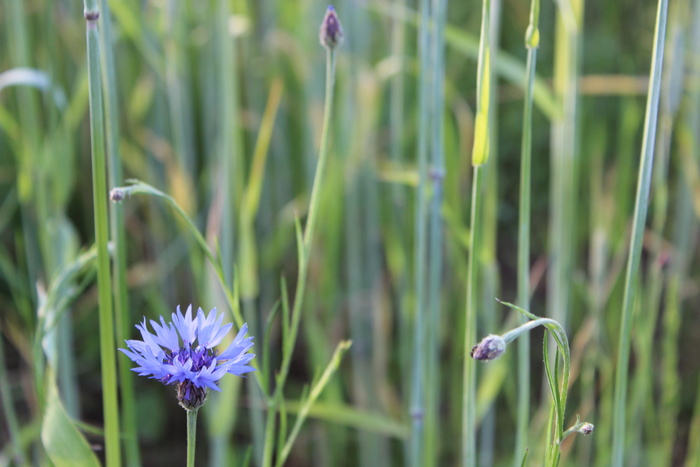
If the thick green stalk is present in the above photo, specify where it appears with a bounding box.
[611,0,669,464]
[409,0,431,464]
[548,0,582,336]
[97,0,140,464]
[478,2,501,464]
[515,0,539,462]
[463,1,490,464]
[424,0,446,464]
[82,3,121,466]
[462,166,483,467]
[187,408,199,467]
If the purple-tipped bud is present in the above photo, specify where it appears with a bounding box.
[109,188,126,202]
[579,422,594,436]
[470,334,506,361]
[319,5,343,50]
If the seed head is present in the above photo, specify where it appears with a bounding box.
[470,334,506,361]
[319,5,343,50]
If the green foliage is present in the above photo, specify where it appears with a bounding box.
[41,372,100,467]
[1,0,699,466]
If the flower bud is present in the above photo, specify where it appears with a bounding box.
[109,187,126,202]
[579,422,594,436]
[470,334,506,360]
[177,381,208,411]
[319,6,343,50]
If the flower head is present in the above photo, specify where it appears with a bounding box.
[120,305,255,410]
[319,5,343,50]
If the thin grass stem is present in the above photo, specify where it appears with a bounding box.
[515,0,540,462]
[611,0,669,464]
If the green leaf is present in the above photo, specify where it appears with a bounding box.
[41,373,100,467]
[520,449,529,467]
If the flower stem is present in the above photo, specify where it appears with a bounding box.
[262,32,339,467]
[276,46,337,400]
[187,408,199,467]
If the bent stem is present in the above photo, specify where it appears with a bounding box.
[484,300,572,466]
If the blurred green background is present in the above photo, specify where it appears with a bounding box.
[1,0,700,466]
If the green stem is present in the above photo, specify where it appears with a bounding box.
[548,0,582,338]
[424,0,446,464]
[187,408,199,467]
[276,341,352,467]
[262,45,338,467]
[261,394,278,467]
[611,0,668,465]
[82,3,121,466]
[515,0,539,461]
[409,0,431,463]
[462,165,483,467]
[463,0,490,464]
[97,0,140,464]
[274,47,336,400]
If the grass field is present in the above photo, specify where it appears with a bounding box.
[1,0,700,466]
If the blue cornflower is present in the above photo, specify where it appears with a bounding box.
[120,305,255,410]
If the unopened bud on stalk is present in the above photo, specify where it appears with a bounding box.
[560,416,595,443]
[320,6,343,50]
[109,187,126,202]
[579,422,594,436]
[470,334,506,360]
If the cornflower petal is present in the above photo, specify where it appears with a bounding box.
[197,309,232,349]
[135,319,162,356]
[172,304,196,345]
[218,323,254,360]
[149,316,180,351]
